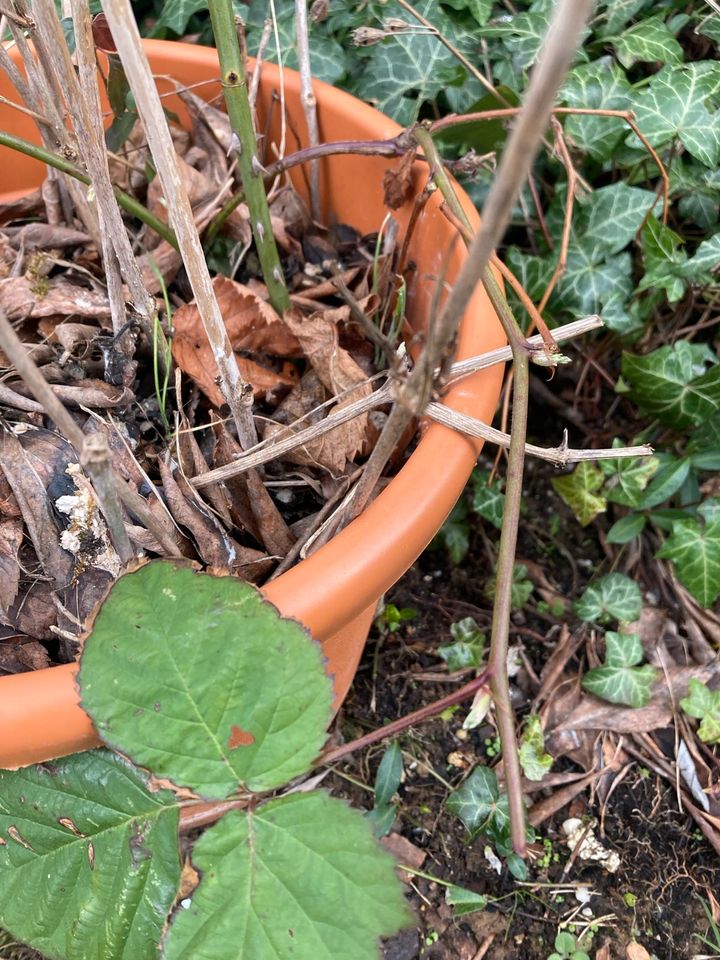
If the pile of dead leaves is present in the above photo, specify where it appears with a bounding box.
[0,89,402,676]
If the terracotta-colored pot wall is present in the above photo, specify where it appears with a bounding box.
[0,41,504,768]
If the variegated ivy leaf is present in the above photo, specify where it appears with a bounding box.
[555,246,634,333]
[350,0,475,124]
[582,632,657,707]
[631,67,720,168]
[472,470,505,529]
[518,715,552,782]
[482,6,551,72]
[245,0,347,84]
[620,341,720,429]
[680,679,720,743]
[439,617,486,672]
[613,15,683,68]
[150,0,207,35]
[578,183,657,257]
[682,233,720,284]
[596,0,654,36]
[600,451,659,508]
[561,58,633,161]
[574,573,643,624]
[442,0,492,27]
[656,514,720,606]
[552,462,606,527]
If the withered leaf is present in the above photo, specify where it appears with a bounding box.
[0,277,111,321]
[147,153,216,230]
[172,275,301,406]
[3,224,90,250]
[0,428,73,587]
[0,518,22,623]
[383,149,417,210]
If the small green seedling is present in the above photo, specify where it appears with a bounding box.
[366,740,404,838]
[439,617,486,671]
[375,602,417,633]
[547,930,591,960]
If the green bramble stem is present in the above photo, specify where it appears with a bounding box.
[207,0,290,313]
[0,129,178,248]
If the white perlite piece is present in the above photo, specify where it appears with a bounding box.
[561,818,621,874]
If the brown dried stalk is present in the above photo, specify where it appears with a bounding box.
[295,0,321,220]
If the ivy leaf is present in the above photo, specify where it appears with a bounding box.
[601,452,659,507]
[561,58,632,160]
[482,7,551,72]
[682,232,720,284]
[621,342,720,429]
[613,16,683,68]
[598,0,655,36]
[442,0,492,27]
[447,766,502,835]
[579,183,657,257]
[80,562,333,799]
[656,515,720,606]
[0,750,180,960]
[162,792,409,960]
[679,679,720,743]
[574,573,643,624]
[472,470,505,528]
[445,885,488,917]
[555,246,634,332]
[632,67,720,168]
[485,564,534,609]
[582,632,657,707]
[552,462,607,526]
[439,617,486,671]
[518,715,553,781]
[607,513,647,544]
[150,0,207,34]
[352,0,471,124]
[433,500,470,564]
[637,457,690,509]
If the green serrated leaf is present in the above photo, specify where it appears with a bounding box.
[80,562,333,799]
[518,714,553,781]
[607,512,647,543]
[582,632,657,707]
[374,742,403,808]
[621,342,720,429]
[561,58,632,160]
[445,884,488,916]
[472,470,505,529]
[574,573,643,624]
[162,792,409,960]
[552,462,607,526]
[632,67,720,168]
[656,516,720,606]
[439,617,486,671]
[613,15,683,68]
[0,750,180,960]
[679,679,720,743]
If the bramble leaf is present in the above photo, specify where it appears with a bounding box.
[656,515,720,606]
[620,342,720,429]
[574,573,643,624]
[552,462,607,526]
[679,679,720,743]
[80,562,333,799]
[0,750,180,960]
[162,792,410,960]
[582,632,657,707]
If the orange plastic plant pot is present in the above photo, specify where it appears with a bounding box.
[0,40,505,768]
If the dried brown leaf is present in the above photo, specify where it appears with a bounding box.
[0,429,73,586]
[3,224,90,250]
[172,275,301,406]
[379,832,426,884]
[0,276,111,320]
[0,518,22,623]
[177,87,233,153]
[558,663,720,734]
[11,380,134,409]
[383,149,417,210]
[0,187,44,225]
[147,152,216,230]
[625,943,651,960]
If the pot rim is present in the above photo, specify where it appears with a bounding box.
[0,39,505,766]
